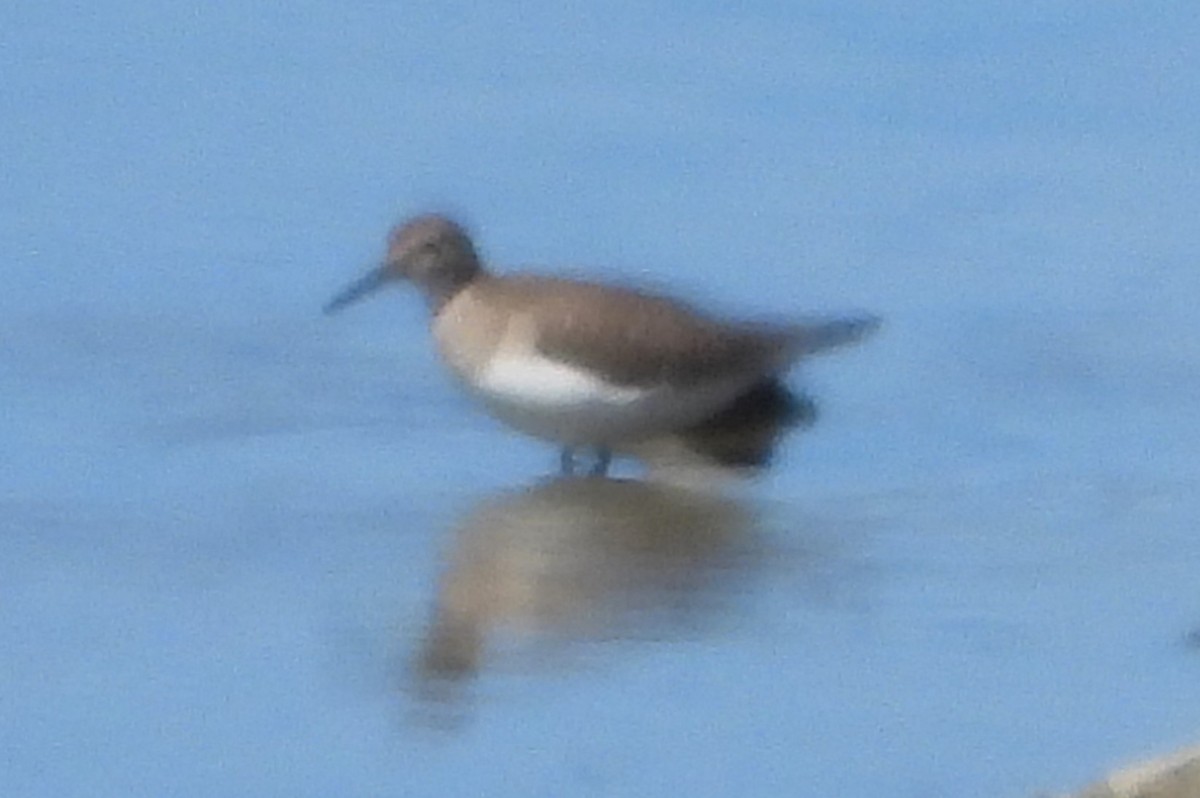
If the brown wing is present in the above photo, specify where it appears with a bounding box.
[487,275,798,388]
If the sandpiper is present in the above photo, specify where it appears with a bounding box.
[325,214,876,476]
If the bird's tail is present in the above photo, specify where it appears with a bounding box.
[635,314,878,481]
[782,313,881,358]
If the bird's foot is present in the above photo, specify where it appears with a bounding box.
[589,447,612,477]
[558,446,612,477]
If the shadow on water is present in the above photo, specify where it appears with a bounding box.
[1187,627,1200,651]
[404,476,771,726]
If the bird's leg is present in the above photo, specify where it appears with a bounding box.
[589,447,612,477]
[559,446,577,475]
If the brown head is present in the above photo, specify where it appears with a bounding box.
[324,214,484,314]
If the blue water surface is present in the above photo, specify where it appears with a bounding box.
[3,2,1199,796]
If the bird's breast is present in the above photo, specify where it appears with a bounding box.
[431,286,510,382]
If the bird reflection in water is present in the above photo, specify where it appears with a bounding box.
[407,475,765,717]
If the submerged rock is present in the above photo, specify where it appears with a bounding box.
[1062,744,1200,798]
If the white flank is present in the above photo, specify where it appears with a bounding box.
[478,354,645,409]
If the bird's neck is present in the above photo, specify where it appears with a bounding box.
[425,260,486,315]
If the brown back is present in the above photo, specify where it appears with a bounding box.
[470,275,799,388]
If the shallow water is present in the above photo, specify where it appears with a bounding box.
[4,3,1200,796]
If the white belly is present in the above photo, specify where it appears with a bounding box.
[463,353,747,445]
